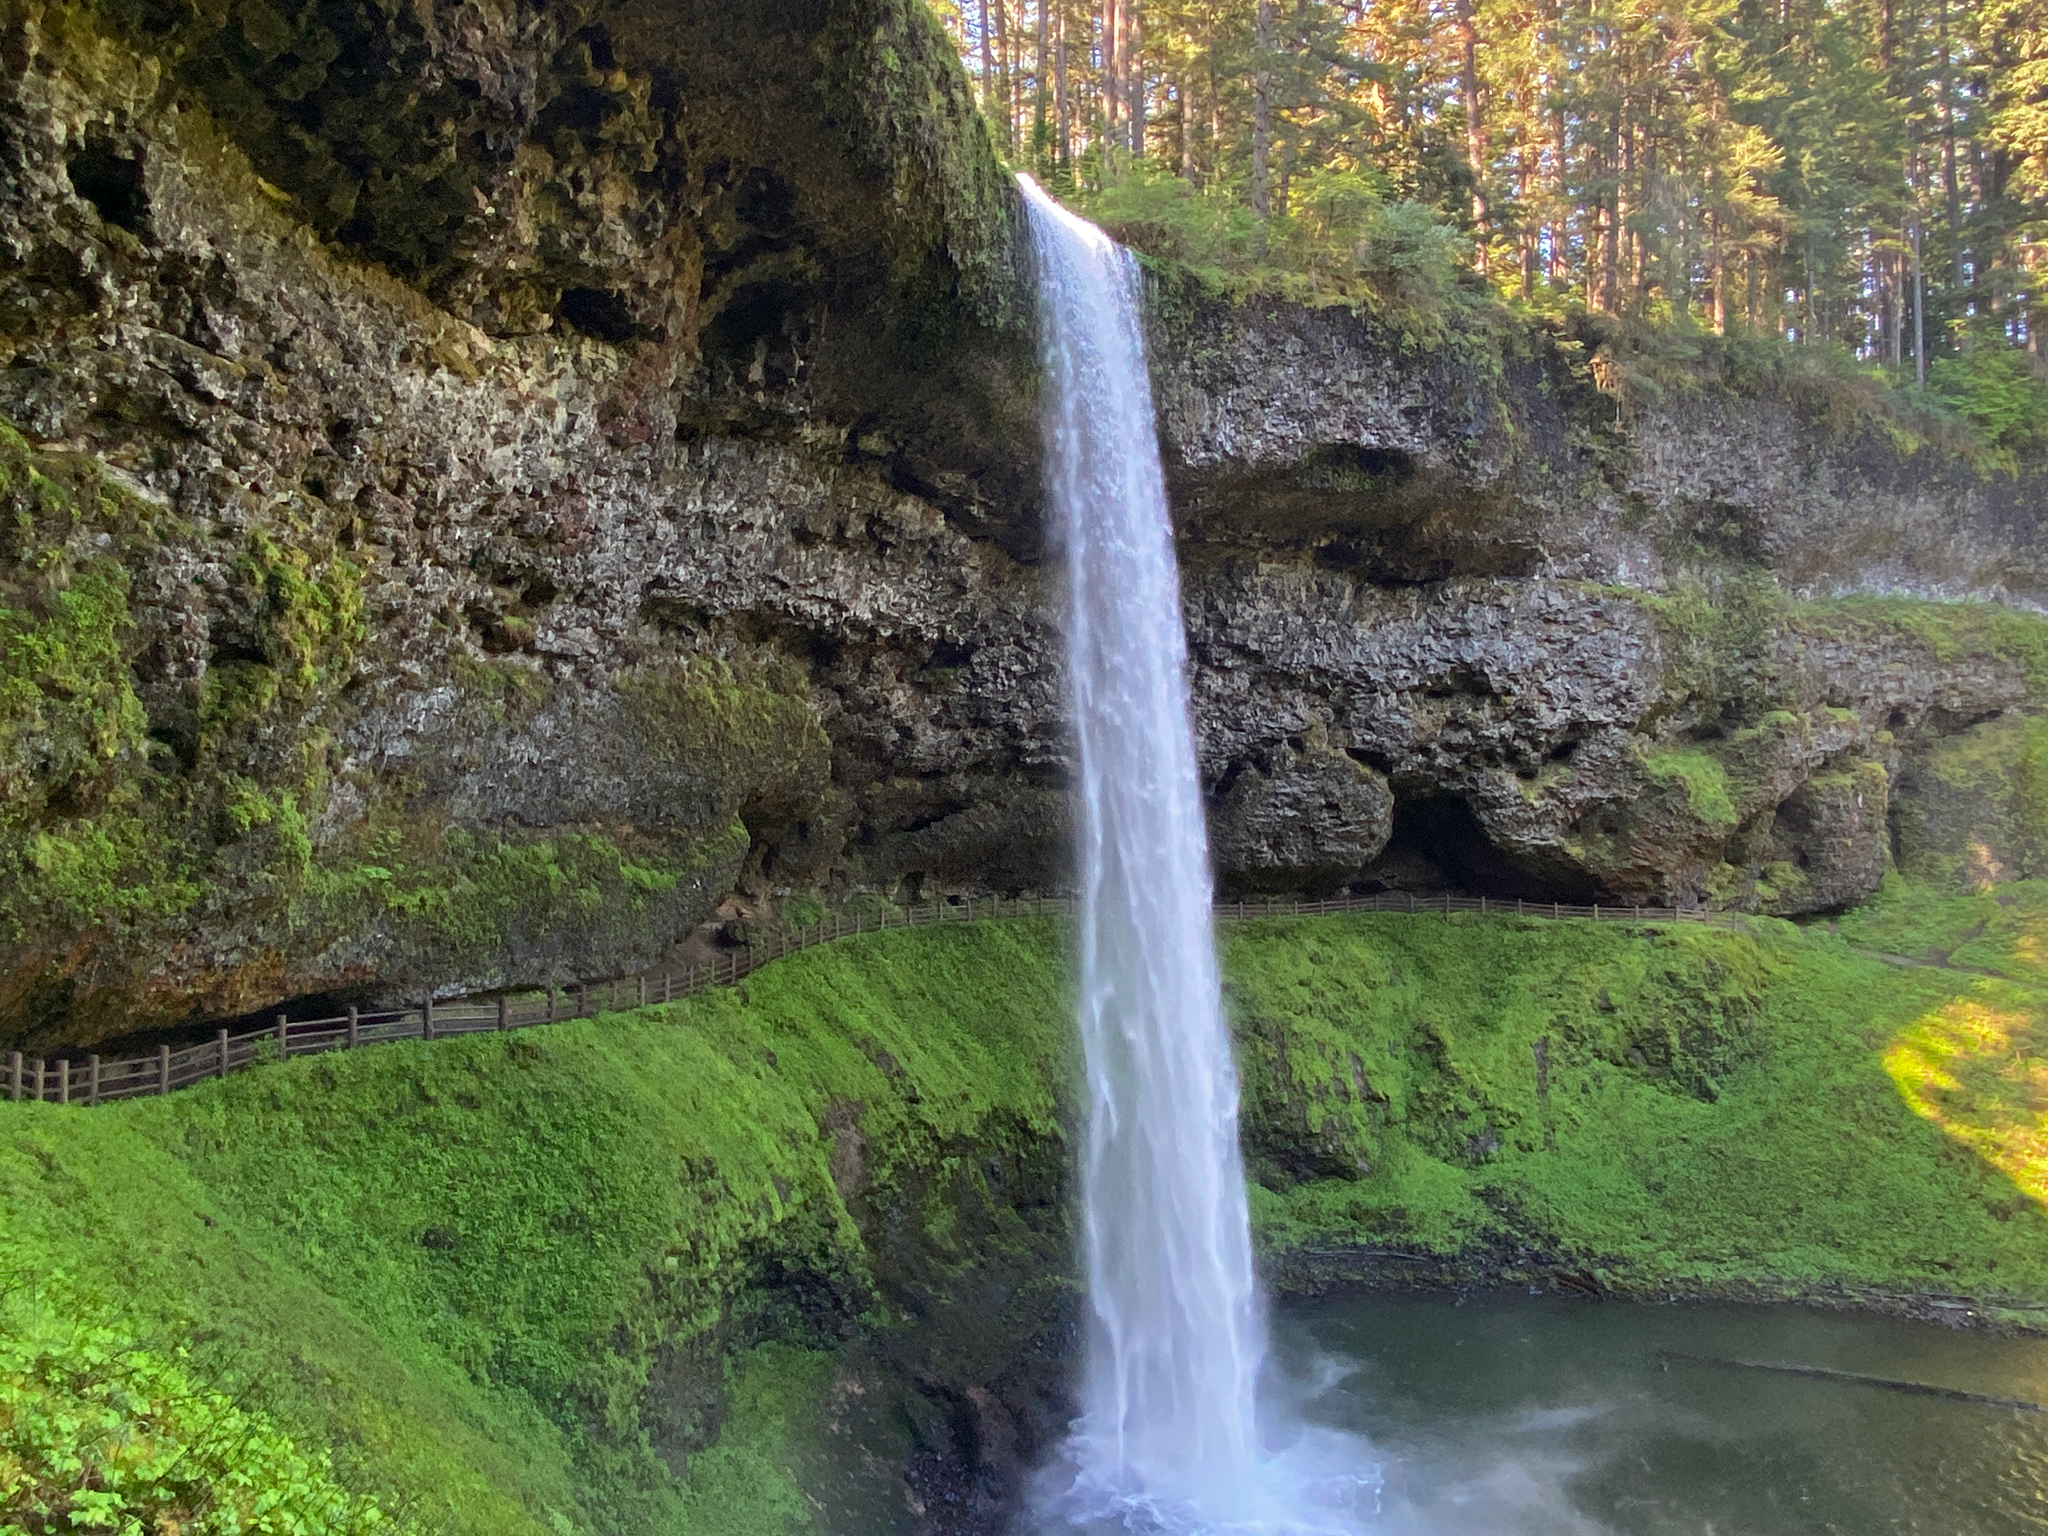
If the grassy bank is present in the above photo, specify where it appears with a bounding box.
[0,921,1073,1536]
[1229,888,2048,1315]
[9,888,2048,1531]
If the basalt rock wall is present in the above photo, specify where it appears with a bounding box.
[3,0,2046,1049]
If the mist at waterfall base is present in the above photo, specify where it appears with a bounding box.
[1019,173,1382,1536]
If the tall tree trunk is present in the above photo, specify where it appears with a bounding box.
[1457,0,1487,269]
[1550,82,1569,283]
[1180,74,1195,179]
[1127,0,1144,157]
[1520,148,1537,299]
[1251,0,1275,218]
[1055,0,1070,165]
[993,0,1012,153]
[1101,0,1120,156]
[1890,249,1903,368]
[979,0,995,123]
[1599,113,1620,311]
[1209,45,1223,180]
[1900,210,1916,387]
[1709,209,1725,334]
[1034,0,1049,167]
[1937,0,1965,297]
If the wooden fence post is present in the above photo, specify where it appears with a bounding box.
[217,1028,230,1079]
[1592,903,1600,920]
[1553,901,1561,919]
[637,975,646,1008]
[32,1058,44,1102]
[158,1045,170,1095]
[498,996,510,1031]
[6,1050,17,1102]
[57,1059,68,1105]
[88,1054,100,1106]
[546,988,556,1023]
[422,997,435,1041]
[347,1005,360,1049]
[276,1014,289,1063]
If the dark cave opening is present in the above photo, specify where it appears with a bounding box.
[1362,792,1604,903]
[67,138,150,235]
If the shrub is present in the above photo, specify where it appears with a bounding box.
[0,1282,409,1535]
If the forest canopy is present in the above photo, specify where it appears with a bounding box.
[935,0,2048,444]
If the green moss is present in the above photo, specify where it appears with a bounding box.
[1642,747,1739,828]
[1795,595,2048,695]
[667,1346,833,1536]
[1893,712,2048,888]
[1228,899,2048,1300]
[0,434,200,965]
[818,0,1026,334]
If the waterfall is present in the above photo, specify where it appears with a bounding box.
[1021,176,1380,1536]
[1021,175,1268,1531]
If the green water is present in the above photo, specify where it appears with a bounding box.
[1270,1293,2048,1535]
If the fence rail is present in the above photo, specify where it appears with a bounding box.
[4,890,1721,1107]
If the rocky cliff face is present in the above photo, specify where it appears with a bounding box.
[3,0,2046,1049]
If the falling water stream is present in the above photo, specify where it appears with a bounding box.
[1011,173,2048,1536]
[1021,176,1374,1535]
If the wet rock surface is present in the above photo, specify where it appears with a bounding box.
[4,0,2048,1048]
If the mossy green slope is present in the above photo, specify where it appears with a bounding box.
[1231,896,2048,1308]
[10,891,2048,1532]
[0,921,1072,1536]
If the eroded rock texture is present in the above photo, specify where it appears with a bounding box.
[3,0,2047,1048]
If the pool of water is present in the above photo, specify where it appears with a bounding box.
[1265,1291,2048,1535]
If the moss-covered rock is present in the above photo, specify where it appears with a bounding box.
[0,412,844,1047]
[1894,713,2048,889]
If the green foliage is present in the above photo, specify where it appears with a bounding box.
[1927,349,2048,459]
[1079,162,1480,344]
[0,1280,408,1535]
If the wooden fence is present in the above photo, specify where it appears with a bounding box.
[4,890,1721,1107]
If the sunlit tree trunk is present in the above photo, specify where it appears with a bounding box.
[1128,0,1144,156]
[1457,0,1488,270]
[1055,0,1070,165]
[1105,0,1122,156]
[979,0,996,124]
[1180,74,1195,179]
[1252,0,1275,217]
[1034,0,1049,170]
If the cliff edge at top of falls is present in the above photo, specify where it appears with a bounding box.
[5,0,2048,1050]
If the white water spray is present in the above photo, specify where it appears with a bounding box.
[1023,177,1369,1535]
